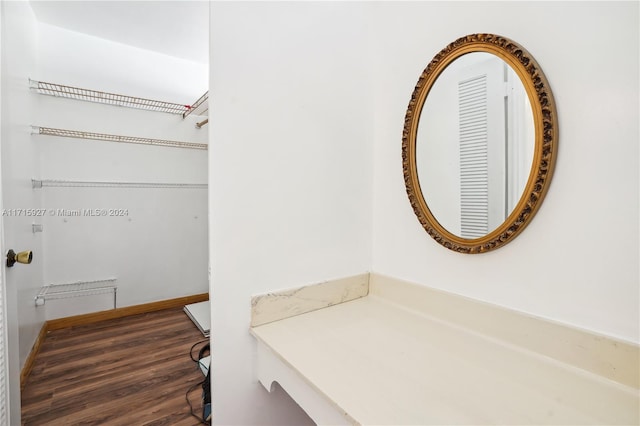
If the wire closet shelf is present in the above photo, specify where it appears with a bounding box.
[30,79,192,115]
[35,278,118,308]
[183,91,208,119]
[32,179,207,190]
[32,126,207,150]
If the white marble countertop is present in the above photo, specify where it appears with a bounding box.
[251,286,639,425]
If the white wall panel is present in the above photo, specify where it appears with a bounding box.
[209,2,373,424]
[370,1,639,343]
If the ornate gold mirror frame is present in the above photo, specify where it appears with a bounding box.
[402,34,558,253]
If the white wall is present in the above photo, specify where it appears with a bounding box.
[211,1,638,424]
[209,2,373,424]
[35,23,209,316]
[371,1,639,343]
[36,23,207,106]
[0,2,43,423]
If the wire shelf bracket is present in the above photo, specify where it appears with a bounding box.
[30,79,191,115]
[32,179,207,190]
[183,91,208,119]
[32,126,207,151]
[35,278,118,308]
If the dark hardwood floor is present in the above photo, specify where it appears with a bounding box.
[21,307,210,425]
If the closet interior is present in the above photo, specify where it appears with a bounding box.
[2,0,210,360]
[0,3,211,423]
[31,76,209,318]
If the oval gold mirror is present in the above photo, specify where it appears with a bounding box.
[403,34,557,254]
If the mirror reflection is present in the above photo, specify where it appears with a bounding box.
[416,52,534,239]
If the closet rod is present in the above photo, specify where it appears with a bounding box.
[32,126,208,151]
[183,91,208,118]
[196,118,209,128]
[30,79,191,115]
[32,179,207,190]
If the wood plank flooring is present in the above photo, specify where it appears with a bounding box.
[21,307,209,425]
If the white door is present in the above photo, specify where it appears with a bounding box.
[456,53,507,238]
[0,2,43,423]
[0,3,11,421]
[455,53,533,238]
[0,184,9,426]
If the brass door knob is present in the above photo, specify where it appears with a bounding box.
[6,249,33,267]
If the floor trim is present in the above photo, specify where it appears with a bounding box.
[20,324,48,390]
[20,293,209,389]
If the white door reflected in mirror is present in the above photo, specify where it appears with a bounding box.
[416,52,534,239]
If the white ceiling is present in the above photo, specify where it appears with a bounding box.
[29,1,209,65]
